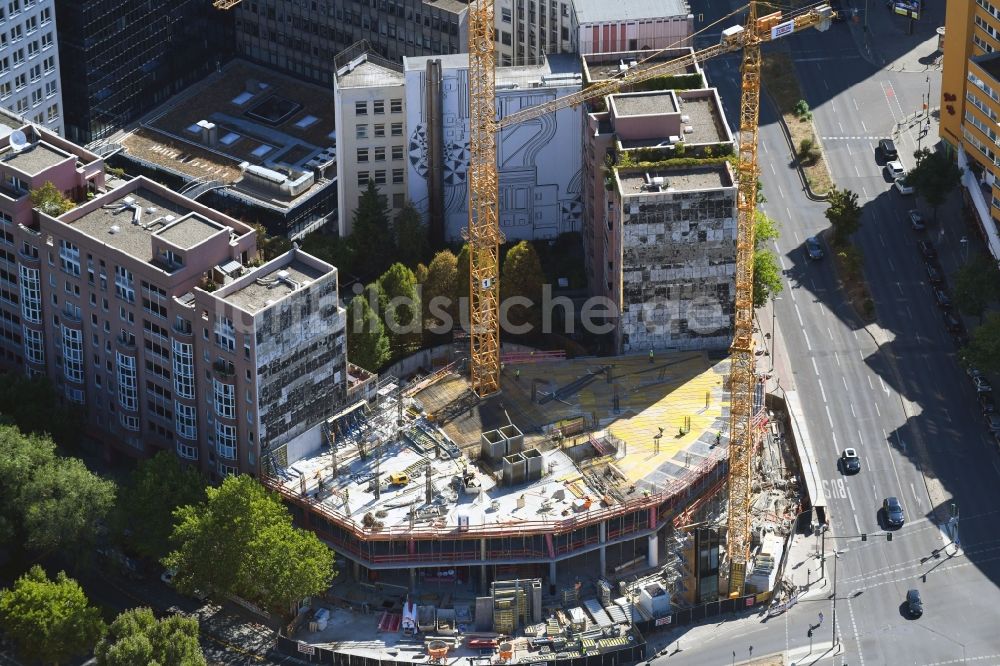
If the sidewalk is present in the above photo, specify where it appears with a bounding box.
[843,0,945,73]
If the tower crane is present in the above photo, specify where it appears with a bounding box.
[466,1,834,595]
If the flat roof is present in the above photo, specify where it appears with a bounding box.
[155,214,226,249]
[404,53,581,86]
[614,92,677,116]
[0,142,71,175]
[583,48,700,83]
[222,258,327,313]
[336,58,405,89]
[975,53,1000,84]
[619,165,731,194]
[421,0,468,14]
[574,0,689,23]
[68,187,201,263]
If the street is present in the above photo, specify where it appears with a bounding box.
[652,0,1000,664]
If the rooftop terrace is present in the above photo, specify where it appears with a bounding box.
[582,48,700,84]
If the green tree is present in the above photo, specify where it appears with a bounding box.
[377,263,420,353]
[423,250,459,334]
[346,287,391,371]
[953,257,1000,323]
[0,375,82,447]
[824,187,862,247]
[300,231,354,274]
[117,452,206,561]
[414,262,429,286]
[905,148,962,221]
[349,180,395,277]
[753,212,783,308]
[95,607,205,666]
[164,475,335,616]
[455,243,470,302]
[500,240,545,332]
[0,565,106,665]
[0,426,55,544]
[253,224,292,262]
[964,312,1000,374]
[394,202,430,269]
[30,181,75,216]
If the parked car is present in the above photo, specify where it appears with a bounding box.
[979,392,995,414]
[943,311,962,333]
[806,236,825,260]
[886,160,905,180]
[908,209,925,230]
[974,375,993,393]
[918,240,938,261]
[926,263,943,284]
[985,413,1000,432]
[895,178,915,195]
[883,496,905,528]
[879,138,898,160]
[933,288,951,309]
[841,448,861,474]
[906,589,923,618]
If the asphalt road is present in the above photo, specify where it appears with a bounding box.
[655,1,1000,664]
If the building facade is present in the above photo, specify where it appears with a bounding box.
[232,0,468,87]
[571,0,693,54]
[0,0,63,135]
[940,0,1000,262]
[0,119,347,475]
[582,85,737,352]
[494,0,575,66]
[54,0,229,145]
[404,53,584,243]
[333,48,407,237]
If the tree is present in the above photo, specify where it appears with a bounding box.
[163,475,335,616]
[824,187,862,247]
[455,243,470,304]
[0,374,82,448]
[300,231,354,275]
[953,257,1000,323]
[30,181,75,216]
[95,607,205,666]
[906,148,962,220]
[753,212,783,308]
[252,224,292,262]
[0,565,106,665]
[414,262,429,286]
[500,241,545,332]
[965,312,1000,374]
[798,137,819,165]
[0,426,55,544]
[423,250,459,334]
[117,452,206,561]
[394,202,430,269]
[377,263,420,353]
[349,180,395,277]
[346,287,391,372]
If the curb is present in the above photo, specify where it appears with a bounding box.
[763,87,831,202]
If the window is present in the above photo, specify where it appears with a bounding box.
[214,316,235,351]
[355,123,367,139]
[357,171,370,187]
[114,265,134,302]
[38,30,49,49]
[42,55,52,73]
[0,82,9,99]
[391,145,404,160]
[10,23,20,41]
[373,100,385,115]
[176,440,198,460]
[501,7,512,22]
[23,15,34,32]
[62,326,83,383]
[29,87,39,105]
[116,352,137,411]
[120,413,139,432]
[374,170,386,185]
[374,123,385,138]
[39,7,48,24]
[216,422,237,459]
[29,63,39,81]
[354,100,367,116]
[374,146,385,161]
[213,379,235,419]
[502,31,512,45]
[390,98,403,113]
[22,325,42,364]
[172,339,195,399]
[391,122,403,137]
[356,147,369,163]
[45,102,56,121]
[13,72,24,90]
[217,461,238,477]
[0,56,8,73]
[175,401,197,440]
[25,39,36,58]
[58,240,79,276]
[392,168,404,184]
[140,280,167,318]
[6,0,17,16]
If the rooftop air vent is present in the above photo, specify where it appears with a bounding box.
[681,115,690,123]
[145,207,157,215]
[109,224,120,234]
[683,126,694,134]
[276,270,290,280]
[123,196,135,206]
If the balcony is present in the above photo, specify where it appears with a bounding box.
[172,320,193,339]
[213,359,235,378]
[115,334,136,351]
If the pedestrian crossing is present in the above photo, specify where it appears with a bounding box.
[820,136,880,141]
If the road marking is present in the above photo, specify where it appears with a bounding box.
[770,162,776,175]
[847,486,857,512]
[853,514,861,533]
[853,330,858,341]
[847,143,853,156]
[779,255,789,271]
[911,482,921,505]
[880,377,889,395]
[879,233,886,247]
[796,303,804,326]
[832,430,838,447]
[812,357,820,375]
[853,97,859,111]
[839,120,844,133]
[843,376,849,391]
[786,205,792,220]
[906,304,912,319]
[804,330,812,351]
[897,282,904,295]
[882,427,906,504]
[826,404,835,427]
[762,139,768,154]
[867,376,873,390]
[835,352,841,367]
[855,164,861,177]
[887,257,894,271]
[793,229,802,243]
[825,79,830,92]
[874,402,880,416]
[819,378,827,403]
[850,402,856,418]
[862,120,868,133]
[828,326,833,340]
[921,654,1000,666]
[861,184,867,199]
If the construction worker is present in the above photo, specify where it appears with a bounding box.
[649,349,654,364]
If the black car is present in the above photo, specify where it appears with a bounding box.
[918,240,938,261]
[906,589,923,618]
[879,138,898,161]
[944,311,962,333]
[908,210,925,231]
[979,392,995,414]
[883,496,905,527]
[933,288,951,309]
[986,413,1000,433]
[841,447,861,474]
[926,263,943,284]
[806,236,824,260]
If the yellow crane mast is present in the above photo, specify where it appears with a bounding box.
[466,1,833,592]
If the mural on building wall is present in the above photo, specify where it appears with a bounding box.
[405,62,583,242]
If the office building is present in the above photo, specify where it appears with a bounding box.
[571,0,693,54]
[940,0,1000,261]
[0,0,63,136]
[494,0,574,66]
[54,0,229,145]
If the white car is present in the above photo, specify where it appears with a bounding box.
[886,160,905,180]
[895,177,915,195]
